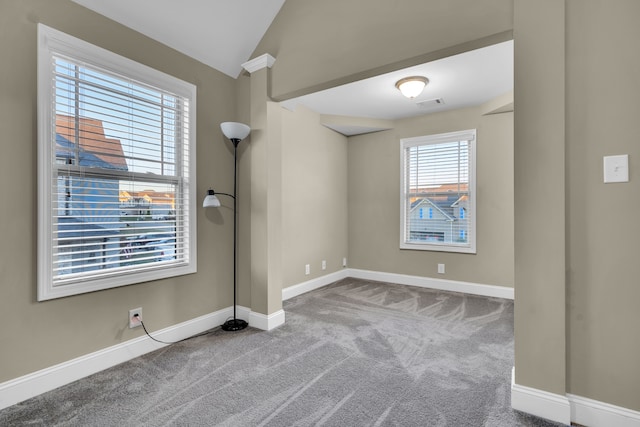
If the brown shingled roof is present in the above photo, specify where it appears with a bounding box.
[56,115,127,169]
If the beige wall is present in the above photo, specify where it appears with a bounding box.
[565,0,640,409]
[281,106,348,287]
[0,0,237,381]
[513,0,567,396]
[348,107,514,286]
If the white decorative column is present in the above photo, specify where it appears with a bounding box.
[242,54,285,330]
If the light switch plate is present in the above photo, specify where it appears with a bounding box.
[603,155,629,183]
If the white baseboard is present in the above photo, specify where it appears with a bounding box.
[348,268,514,300]
[568,393,640,427]
[511,368,640,427]
[282,269,349,300]
[249,309,286,331]
[510,372,571,424]
[234,305,251,324]
[282,268,513,301]
[0,303,282,411]
[0,306,236,411]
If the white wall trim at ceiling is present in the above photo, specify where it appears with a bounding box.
[347,268,514,300]
[511,368,571,425]
[568,393,640,427]
[242,53,276,73]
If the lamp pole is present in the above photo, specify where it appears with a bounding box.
[204,122,250,331]
[221,138,248,331]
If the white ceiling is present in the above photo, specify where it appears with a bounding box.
[71,0,286,78]
[71,1,513,134]
[281,40,513,133]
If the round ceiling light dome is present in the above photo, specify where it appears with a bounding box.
[395,76,429,99]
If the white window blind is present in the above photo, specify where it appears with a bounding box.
[38,24,197,300]
[400,130,476,253]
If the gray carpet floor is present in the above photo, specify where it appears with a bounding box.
[0,278,567,426]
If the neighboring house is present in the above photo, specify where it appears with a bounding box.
[451,194,469,241]
[408,184,469,243]
[55,115,127,275]
[119,189,175,219]
[56,115,127,170]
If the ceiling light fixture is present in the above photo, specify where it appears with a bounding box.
[395,76,429,99]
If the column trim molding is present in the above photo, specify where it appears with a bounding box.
[242,53,276,73]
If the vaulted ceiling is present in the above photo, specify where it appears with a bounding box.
[71,0,286,78]
[71,0,513,131]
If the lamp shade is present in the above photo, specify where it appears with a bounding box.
[395,76,429,99]
[203,189,221,208]
[220,122,251,141]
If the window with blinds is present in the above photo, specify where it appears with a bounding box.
[37,24,197,300]
[400,129,476,253]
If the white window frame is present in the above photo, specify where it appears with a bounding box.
[37,24,197,300]
[400,129,476,254]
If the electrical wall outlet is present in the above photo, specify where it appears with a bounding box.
[322,260,327,270]
[129,307,142,329]
[343,257,347,267]
[437,264,445,274]
[305,264,310,275]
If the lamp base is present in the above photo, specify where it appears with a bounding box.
[221,318,248,332]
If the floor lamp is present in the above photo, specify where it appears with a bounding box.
[203,122,251,331]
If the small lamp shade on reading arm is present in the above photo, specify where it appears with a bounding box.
[202,189,221,208]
